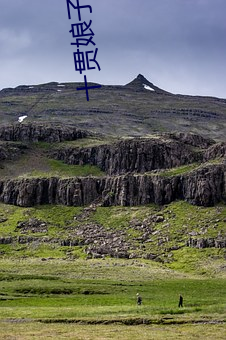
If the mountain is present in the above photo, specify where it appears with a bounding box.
[0,75,225,265]
[125,74,171,94]
[0,74,226,140]
[0,73,225,329]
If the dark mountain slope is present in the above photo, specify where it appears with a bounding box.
[0,75,226,140]
[124,74,171,94]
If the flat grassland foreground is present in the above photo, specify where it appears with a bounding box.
[0,258,225,339]
[0,322,225,340]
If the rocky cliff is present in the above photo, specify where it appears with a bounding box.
[0,125,225,208]
[52,137,203,175]
[204,142,226,160]
[0,142,28,161]
[164,132,215,149]
[0,164,225,207]
[0,123,90,142]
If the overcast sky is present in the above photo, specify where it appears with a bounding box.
[0,0,226,97]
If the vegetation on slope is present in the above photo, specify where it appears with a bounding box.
[0,141,105,179]
[0,201,225,277]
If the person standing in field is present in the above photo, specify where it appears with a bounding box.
[137,293,142,305]
[178,294,183,307]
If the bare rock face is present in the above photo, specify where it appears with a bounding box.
[51,133,225,177]
[0,144,12,161]
[204,142,226,160]
[187,237,226,248]
[0,128,225,208]
[52,138,202,175]
[0,142,28,161]
[0,164,225,207]
[165,132,215,149]
[0,124,90,143]
[181,165,226,205]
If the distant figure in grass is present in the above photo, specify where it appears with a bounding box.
[178,294,183,308]
[136,293,142,306]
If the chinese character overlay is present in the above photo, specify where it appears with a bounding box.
[66,0,101,101]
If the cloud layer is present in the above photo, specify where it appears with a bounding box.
[0,0,226,97]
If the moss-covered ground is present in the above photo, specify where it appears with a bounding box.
[0,201,225,276]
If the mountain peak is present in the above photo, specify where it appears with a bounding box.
[137,73,147,80]
[125,74,171,94]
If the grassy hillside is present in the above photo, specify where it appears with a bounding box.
[0,201,225,277]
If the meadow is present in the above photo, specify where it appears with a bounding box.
[0,257,225,339]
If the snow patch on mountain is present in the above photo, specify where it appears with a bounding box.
[18,115,27,123]
[143,84,155,91]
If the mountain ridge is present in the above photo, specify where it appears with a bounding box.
[0,73,225,99]
[0,74,226,140]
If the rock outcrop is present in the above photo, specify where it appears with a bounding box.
[0,164,225,207]
[0,127,225,208]
[125,74,171,94]
[165,132,215,149]
[187,237,226,249]
[52,138,203,175]
[0,124,90,143]
[0,142,28,161]
[1,216,225,258]
[181,165,226,205]
[204,142,226,160]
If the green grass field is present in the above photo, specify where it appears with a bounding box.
[0,258,225,339]
[0,322,225,340]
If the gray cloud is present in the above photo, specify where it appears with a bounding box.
[0,0,226,97]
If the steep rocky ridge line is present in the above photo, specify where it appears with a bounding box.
[163,132,215,149]
[204,142,226,160]
[1,74,226,139]
[52,138,204,176]
[0,124,91,143]
[125,74,172,94]
[51,133,226,176]
[0,164,225,207]
[0,127,225,208]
